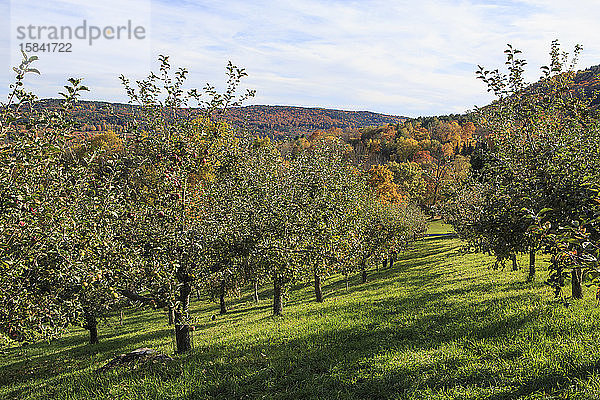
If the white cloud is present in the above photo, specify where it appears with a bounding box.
[2,0,599,116]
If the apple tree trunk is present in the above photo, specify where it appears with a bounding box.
[174,281,192,353]
[572,267,583,299]
[273,274,283,316]
[528,249,536,282]
[219,279,227,315]
[314,272,323,303]
[84,312,99,345]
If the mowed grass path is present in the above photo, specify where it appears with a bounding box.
[3,222,600,399]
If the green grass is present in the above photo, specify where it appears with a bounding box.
[3,232,600,399]
[426,219,455,235]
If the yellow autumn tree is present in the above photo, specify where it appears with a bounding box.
[366,164,404,204]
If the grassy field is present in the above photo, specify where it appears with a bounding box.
[425,219,455,235]
[3,222,600,399]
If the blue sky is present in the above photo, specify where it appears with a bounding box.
[2,0,599,117]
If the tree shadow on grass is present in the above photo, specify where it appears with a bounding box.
[175,292,549,399]
[13,305,588,399]
[0,327,173,386]
[219,239,462,318]
[28,281,555,400]
[151,248,577,399]
[182,237,553,398]
[483,359,600,400]
[5,237,581,399]
[0,308,183,400]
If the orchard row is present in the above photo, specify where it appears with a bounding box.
[0,54,426,352]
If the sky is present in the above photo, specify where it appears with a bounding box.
[2,0,600,117]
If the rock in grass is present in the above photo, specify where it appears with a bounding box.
[96,348,172,373]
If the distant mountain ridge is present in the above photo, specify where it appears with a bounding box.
[567,64,600,106]
[221,105,407,138]
[34,100,407,139]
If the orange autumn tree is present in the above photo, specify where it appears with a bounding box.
[460,121,476,144]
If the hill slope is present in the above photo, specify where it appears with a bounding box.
[3,227,600,399]
[571,64,600,106]
[35,100,407,139]
[31,63,600,141]
[221,105,407,138]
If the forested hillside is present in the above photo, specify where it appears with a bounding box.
[29,62,600,142]
[282,119,477,210]
[32,100,406,139]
